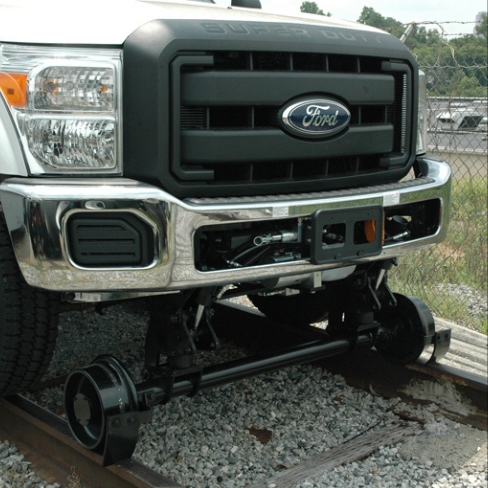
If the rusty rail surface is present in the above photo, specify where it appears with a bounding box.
[0,300,485,488]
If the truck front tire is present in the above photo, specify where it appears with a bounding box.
[248,290,329,326]
[0,214,59,396]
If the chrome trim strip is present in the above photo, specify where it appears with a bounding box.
[0,158,451,293]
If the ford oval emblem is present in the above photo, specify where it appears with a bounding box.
[280,98,351,138]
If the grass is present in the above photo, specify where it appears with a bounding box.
[389,176,487,334]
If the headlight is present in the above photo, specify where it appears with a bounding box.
[0,44,122,174]
[25,117,115,168]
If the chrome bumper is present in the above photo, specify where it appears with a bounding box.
[0,157,451,294]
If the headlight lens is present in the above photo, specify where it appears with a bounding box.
[26,117,115,168]
[0,44,122,174]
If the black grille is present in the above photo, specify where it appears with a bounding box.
[172,51,412,191]
[123,19,418,198]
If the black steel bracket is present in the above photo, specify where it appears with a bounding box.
[103,409,152,467]
[424,328,451,364]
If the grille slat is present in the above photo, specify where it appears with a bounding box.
[181,71,395,106]
[181,126,393,163]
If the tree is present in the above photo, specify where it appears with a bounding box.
[356,6,487,97]
[357,6,405,39]
[408,26,441,47]
[452,76,486,97]
[300,2,325,16]
[475,12,487,39]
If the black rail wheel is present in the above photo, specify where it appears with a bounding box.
[248,290,329,326]
[0,214,59,396]
[375,293,434,365]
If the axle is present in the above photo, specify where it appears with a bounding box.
[64,332,374,466]
[138,334,372,405]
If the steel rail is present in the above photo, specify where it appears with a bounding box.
[0,394,183,488]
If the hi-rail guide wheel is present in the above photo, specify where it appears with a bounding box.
[375,293,451,365]
[64,355,151,466]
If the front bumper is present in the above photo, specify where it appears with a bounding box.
[0,156,451,295]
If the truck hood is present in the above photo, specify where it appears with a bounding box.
[0,0,385,45]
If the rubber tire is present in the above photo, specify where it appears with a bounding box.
[248,290,329,326]
[0,214,59,396]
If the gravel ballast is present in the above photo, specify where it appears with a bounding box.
[1,304,486,487]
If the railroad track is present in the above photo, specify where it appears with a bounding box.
[0,301,486,487]
[211,302,487,431]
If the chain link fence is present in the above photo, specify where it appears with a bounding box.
[390,42,487,333]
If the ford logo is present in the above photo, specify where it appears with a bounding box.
[280,98,351,138]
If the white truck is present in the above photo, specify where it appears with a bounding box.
[0,0,451,463]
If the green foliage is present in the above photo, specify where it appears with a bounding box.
[356,7,488,97]
[300,1,327,16]
[475,12,487,39]
[450,76,486,97]
[404,26,443,51]
[357,6,404,38]
[415,39,487,97]
[410,26,442,47]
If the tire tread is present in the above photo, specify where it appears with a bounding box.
[0,214,59,396]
